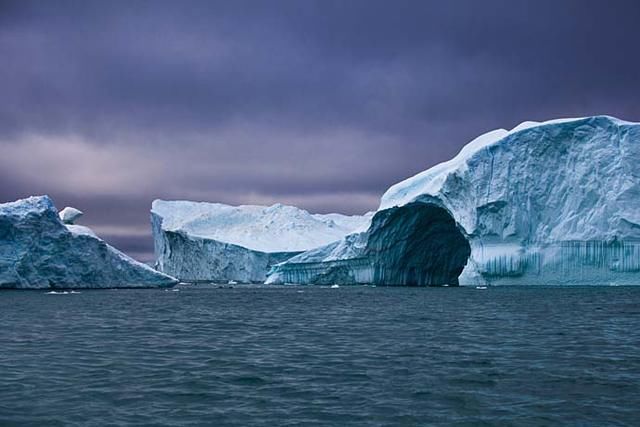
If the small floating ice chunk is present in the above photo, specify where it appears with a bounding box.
[59,207,84,224]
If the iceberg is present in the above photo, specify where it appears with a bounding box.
[0,196,177,289]
[268,115,640,286]
[151,200,372,283]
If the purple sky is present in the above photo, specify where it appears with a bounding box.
[1,0,639,260]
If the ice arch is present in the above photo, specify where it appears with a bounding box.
[267,202,472,286]
[365,202,471,286]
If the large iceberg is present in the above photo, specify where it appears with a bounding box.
[151,200,372,283]
[268,115,640,286]
[0,196,177,289]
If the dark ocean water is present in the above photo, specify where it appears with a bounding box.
[1,285,639,426]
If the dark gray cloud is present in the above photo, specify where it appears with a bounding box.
[1,0,639,260]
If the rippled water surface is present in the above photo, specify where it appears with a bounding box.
[1,285,639,426]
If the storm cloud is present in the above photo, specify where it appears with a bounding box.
[1,0,639,260]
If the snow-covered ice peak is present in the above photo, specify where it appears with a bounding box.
[380,115,637,216]
[151,200,372,253]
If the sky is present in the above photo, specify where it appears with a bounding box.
[1,0,639,261]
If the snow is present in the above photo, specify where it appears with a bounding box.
[65,224,97,238]
[268,115,640,286]
[0,196,177,289]
[59,206,83,224]
[151,200,372,283]
[380,115,636,212]
[380,115,640,242]
[152,200,371,253]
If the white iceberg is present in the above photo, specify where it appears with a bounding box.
[0,196,177,289]
[151,200,372,283]
[268,115,640,286]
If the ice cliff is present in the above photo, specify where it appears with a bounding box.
[151,200,372,283]
[0,196,177,289]
[268,115,640,286]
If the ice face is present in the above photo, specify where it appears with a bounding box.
[268,115,640,286]
[151,200,373,283]
[0,196,177,289]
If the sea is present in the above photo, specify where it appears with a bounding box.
[1,284,639,426]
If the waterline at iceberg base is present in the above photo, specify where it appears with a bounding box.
[468,240,640,286]
[269,224,640,287]
[268,116,640,286]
